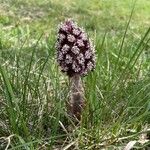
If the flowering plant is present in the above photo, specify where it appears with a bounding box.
[56,19,96,121]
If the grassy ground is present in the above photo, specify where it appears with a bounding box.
[0,0,150,149]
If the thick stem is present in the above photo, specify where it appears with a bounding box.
[67,74,85,121]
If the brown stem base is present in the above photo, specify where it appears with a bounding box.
[67,74,85,122]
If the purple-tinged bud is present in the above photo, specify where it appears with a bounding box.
[77,39,84,47]
[85,50,92,59]
[62,44,70,54]
[66,54,73,64]
[80,32,87,41]
[67,34,75,43]
[71,46,80,55]
[72,28,80,36]
[59,34,66,41]
[77,53,85,65]
[56,19,96,77]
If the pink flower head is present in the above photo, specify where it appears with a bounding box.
[56,19,96,76]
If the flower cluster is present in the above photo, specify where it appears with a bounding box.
[56,19,96,76]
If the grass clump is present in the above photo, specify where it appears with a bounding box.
[0,0,150,149]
